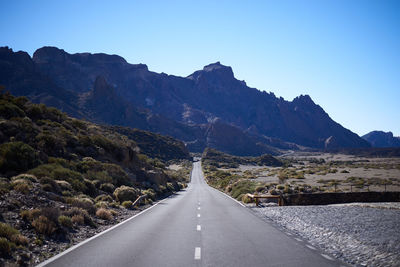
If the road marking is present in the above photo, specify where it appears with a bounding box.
[198,207,201,210]
[294,238,302,242]
[198,202,200,205]
[194,247,201,260]
[321,254,334,261]
[36,196,170,267]
[286,232,292,236]
[306,244,316,250]
[197,214,201,218]
[197,225,201,231]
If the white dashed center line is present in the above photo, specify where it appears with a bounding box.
[194,247,201,260]
[306,244,316,250]
[321,254,334,261]
[197,214,201,218]
[197,225,201,231]
[198,207,201,210]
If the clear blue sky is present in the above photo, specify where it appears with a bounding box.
[1,0,399,136]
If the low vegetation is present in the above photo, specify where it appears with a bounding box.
[202,148,285,201]
[0,90,192,265]
[202,148,284,169]
[202,148,400,203]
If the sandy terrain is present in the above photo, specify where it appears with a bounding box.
[220,152,400,193]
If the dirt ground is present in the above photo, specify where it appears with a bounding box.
[221,152,400,193]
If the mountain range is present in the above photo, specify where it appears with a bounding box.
[0,46,371,155]
[362,131,400,148]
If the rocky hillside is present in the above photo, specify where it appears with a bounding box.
[0,46,370,155]
[0,91,190,265]
[362,131,400,148]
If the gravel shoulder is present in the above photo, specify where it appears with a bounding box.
[249,203,400,267]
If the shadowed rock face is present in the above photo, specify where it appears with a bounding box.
[362,131,400,148]
[0,46,371,155]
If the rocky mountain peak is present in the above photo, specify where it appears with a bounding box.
[293,94,314,104]
[32,46,67,64]
[0,46,33,67]
[188,62,234,82]
[203,61,234,77]
[362,131,400,148]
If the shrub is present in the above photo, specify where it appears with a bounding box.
[71,215,85,225]
[13,183,31,194]
[95,201,109,209]
[95,194,113,203]
[100,183,115,194]
[32,216,56,236]
[63,208,95,227]
[0,179,11,194]
[142,189,157,201]
[0,222,19,241]
[122,201,133,209]
[0,99,26,118]
[166,182,175,192]
[83,179,97,197]
[20,209,41,222]
[11,173,38,183]
[241,194,253,204]
[102,163,131,186]
[0,237,12,257]
[96,208,113,220]
[230,180,257,200]
[40,207,60,224]
[67,197,96,214]
[12,234,28,246]
[0,141,39,174]
[55,180,72,191]
[113,186,139,203]
[58,216,73,228]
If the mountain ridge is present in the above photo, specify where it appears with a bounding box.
[362,131,400,148]
[0,46,371,155]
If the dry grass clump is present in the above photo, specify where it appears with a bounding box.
[71,215,85,225]
[13,182,31,194]
[63,207,95,227]
[0,222,28,246]
[58,215,73,228]
[96,208,113,220]
[20,207,60,236]
[113,186,139,203]
[32,216,57,235]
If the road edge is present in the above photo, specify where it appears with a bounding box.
[209,186,246,207]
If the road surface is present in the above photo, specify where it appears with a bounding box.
[39,161,345,267]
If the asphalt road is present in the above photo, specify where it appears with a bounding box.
[39,161,345,267]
